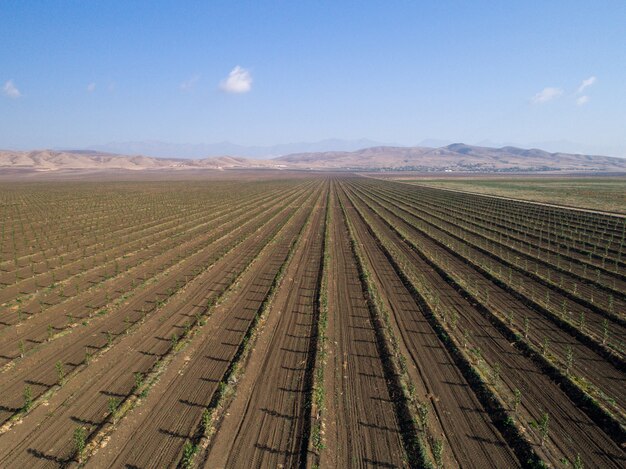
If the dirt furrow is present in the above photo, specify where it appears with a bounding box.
[0,185,302,364]
[200,181,327,468]
[349,179,625,468]
[339,183,520,468]
[346,183,626,415]
[0,184,312,427]
[0,183,317,467]
[367,182,626,318]
[320,182,407,468]
[388,181,625,276]
[85,182,322,469]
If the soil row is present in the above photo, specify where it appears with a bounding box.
[346,179,625,467]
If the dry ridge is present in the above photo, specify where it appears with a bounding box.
[1,143,626,172]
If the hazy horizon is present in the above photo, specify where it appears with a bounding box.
[3,137,626,160]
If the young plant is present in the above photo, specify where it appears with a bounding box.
[472,347,483,367]
[417,401,429,431]
[73,426,87,462]
[171,333,179,349]
[22,385,33,412]
[181,441,196,469]
[55,360,65,385]
[462,331,470,350]
[85,347,93,364]
[573,453,584,469]
[490,363,501,386]
[134,371,144,391]
[108,397,120,422]
[539,412,549,446]
[200,408,211,436]
[432,438,444,469]
[512,388,522,415]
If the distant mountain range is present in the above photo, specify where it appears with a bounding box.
[80,138,386,159]
[274,144,626,171]
[0,150,270,172]
[71,138,626,160]
[2,143,626,173]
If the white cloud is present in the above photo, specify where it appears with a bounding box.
[577,76,596,93]
[219,66,252,94]
[3,80,21,98]
[576,95,590,106]
[180,74,200,91]
[531,87,563,104]
[87,82,96,92]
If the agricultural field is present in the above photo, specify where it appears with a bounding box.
[0,173,624,468]
[383,175,626,214]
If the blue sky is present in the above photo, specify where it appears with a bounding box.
[1,1,625,156]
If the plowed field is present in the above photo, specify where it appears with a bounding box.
[0,173,623,468]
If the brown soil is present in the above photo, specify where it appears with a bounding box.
[0,173,624,468]
[320,183,407,468]
[200,181,327,467]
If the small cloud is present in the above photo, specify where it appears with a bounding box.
[3,80,21,98]
[87,82,96,92]
[577,76,596,94]
[220,66,252,94]
[576,95,590,106]
[180,74,200,91]
[531,87,563,104]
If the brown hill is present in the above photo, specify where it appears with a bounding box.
[1,144,625,173]
[276,144,626,171]
[0,150,278,172]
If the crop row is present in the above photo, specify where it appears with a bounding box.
[342,180,624,467]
